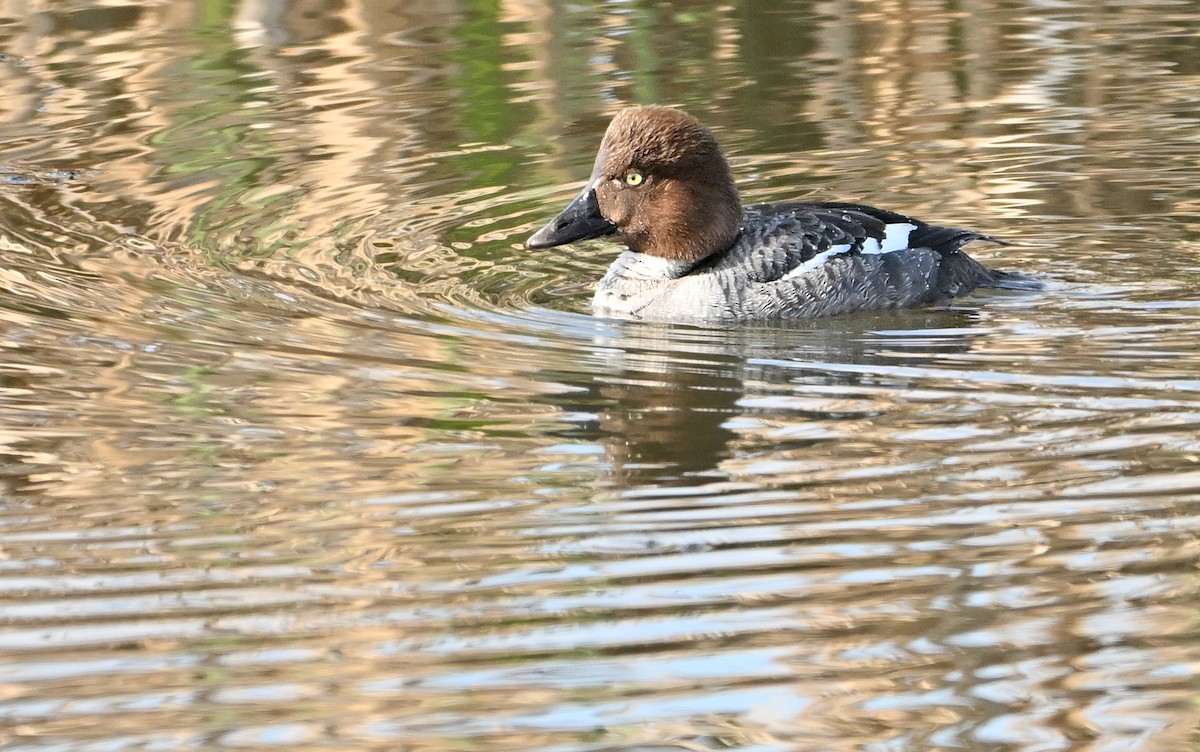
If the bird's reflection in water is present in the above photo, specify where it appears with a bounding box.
[576,307,997,489]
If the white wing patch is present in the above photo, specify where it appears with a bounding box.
[781,222,918,280]
[860,222,918,254]
[882,222,916,252]
[783,243,853,280]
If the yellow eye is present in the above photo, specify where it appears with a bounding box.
[623,171,644,187]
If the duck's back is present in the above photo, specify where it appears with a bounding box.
[595,202,1026,322]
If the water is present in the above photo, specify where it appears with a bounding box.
[2,1,1200,750]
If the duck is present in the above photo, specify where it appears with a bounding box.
[527,105,1034,322]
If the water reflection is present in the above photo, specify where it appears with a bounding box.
[579,310,995,488]
[2,0,1200,750]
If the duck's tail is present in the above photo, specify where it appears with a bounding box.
[919,227,1043,294]
[919,226,1044,292]
[981,268,1044,291]
[966,236,1042,291]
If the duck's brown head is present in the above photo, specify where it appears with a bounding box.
[526,106,742,263]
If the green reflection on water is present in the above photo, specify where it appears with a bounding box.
[147,39,297,260]
[449,0,528,148]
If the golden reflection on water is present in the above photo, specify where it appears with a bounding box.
[2,0,1200,750]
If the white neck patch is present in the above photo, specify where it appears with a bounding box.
[611,251,695,280]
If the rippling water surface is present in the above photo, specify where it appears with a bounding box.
[3,2,1200,750]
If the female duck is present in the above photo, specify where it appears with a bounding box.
[527,106,1032,322]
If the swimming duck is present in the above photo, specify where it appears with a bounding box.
[527,106,1032,322]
